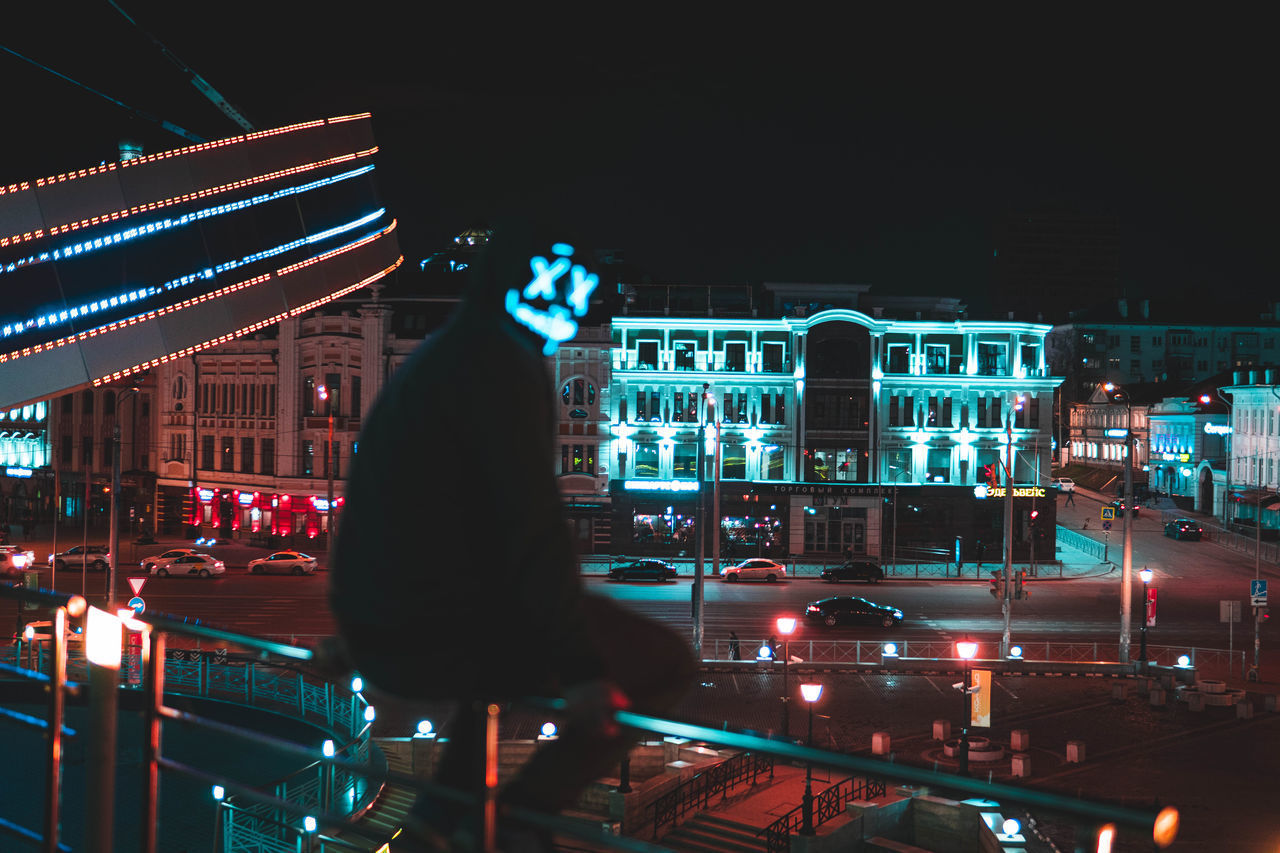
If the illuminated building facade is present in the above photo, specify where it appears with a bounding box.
[1219,371,1280,534]
[605,289,1062,560]
[1147,393,1229,513]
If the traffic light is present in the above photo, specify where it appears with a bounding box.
[1014,570,1027,600]
[981,464,997,488]
[1261,607,1270,626]
[989,572,1005,599]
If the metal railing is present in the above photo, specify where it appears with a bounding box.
[649,750,774,839]
[1056,525,1107,561]
[1,583,1180,853]
[758,776,887,853]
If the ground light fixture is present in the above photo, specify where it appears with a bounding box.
[415,719,435,738]
[539,722,558,740]
[955,638,979,777]
[882,642,899,659]
[1007,645,1023,660]
[777,616,797,738]
[799,682,823,835]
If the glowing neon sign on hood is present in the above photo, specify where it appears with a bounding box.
[504,242,599,355]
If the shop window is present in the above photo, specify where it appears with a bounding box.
[885,449,911,483]
[674,443,698,478]
[722,444,746,479]
[926,449,951,483]
[763,445,785,480]
[633,443,659,478]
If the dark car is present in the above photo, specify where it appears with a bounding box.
[805,596,903,628]
[607,559,678,582]
[1109,498,1140,517]
[820,560,884,584]
[1164,518,1203,541]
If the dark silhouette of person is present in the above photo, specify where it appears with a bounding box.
[975,539,984,567]
[728,631,740,660]
[330,219,694,849]
[1065,488,1075,506]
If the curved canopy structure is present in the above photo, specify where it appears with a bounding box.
[0,113,402,408]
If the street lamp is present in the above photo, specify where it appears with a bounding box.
[1000,394,1025,658]
[955,638,978,777]
[1139,567,1153,665]
[108,386,139,610]
[799,682,823,836]
[777,616,796,738]
[1104,383,1135,662]
[317,384,336,539]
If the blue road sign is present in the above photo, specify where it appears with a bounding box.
[1251,580,1267,606]
[127,596,146,615]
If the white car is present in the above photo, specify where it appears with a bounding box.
[720,558,787,583]
[139,548,199,573]
[1052,478,1076,492]
[50,545,110,572]
[247,551,318,575]
[150,553,225,578]
[1,545,35,578]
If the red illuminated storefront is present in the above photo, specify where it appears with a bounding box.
[185,487,342,543]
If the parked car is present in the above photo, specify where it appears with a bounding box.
[607,558,678,582]
[1051,478,1076,492]
[820,560,884,584]
[1109,498,1140,517]
[139,548,199,573]
[720,558,787,583]
[805,596,903,628]
[247,551,318,575]
[1164,519,1203,541]
[149,553,225,578]
[49,545,110,572]
[0,545,35,578]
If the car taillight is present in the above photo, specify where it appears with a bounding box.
[807,605,820,613]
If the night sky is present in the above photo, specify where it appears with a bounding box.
[3,10,1273,313]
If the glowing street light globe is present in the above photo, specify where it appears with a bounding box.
[956,639,979,661]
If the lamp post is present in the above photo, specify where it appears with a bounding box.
[108,387,139,610]
[799,682,823,835]
[1105,383,1134,662]
[1139,567,1153,665]
[777,616,796,738]
[1000,395,1024,658]
[317,384,336,538]
[955,638,978,777]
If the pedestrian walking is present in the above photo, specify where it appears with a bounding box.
[728,631,740,661]
[1065,489,1075,507]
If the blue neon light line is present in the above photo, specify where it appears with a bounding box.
[2,208,385,339]
[0,164,375,278]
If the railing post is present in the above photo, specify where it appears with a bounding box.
[299,671,305,717]
[42,606,68,853]
[482,702,501,853]
[86,611,122,853]
[140,628,166,853]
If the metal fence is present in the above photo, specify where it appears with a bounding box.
[759,776,887,853]
[0,583,1180,853]
[579,554,1063,580]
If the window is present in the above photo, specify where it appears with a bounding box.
[889,395,899,427]
[1020,343,1039,374]
[169,433,185,462]
[927,396,938,427]
[674,340,696,370]
[1109,358,1120,370]
[637,340,658,369]
[105,393,116,416]
[303,376,317,416]
[221,437,234,472]
[762,445,785,480]
[102,438,112,467]
[241,437,254,474]
[325,373,341,416]
[721,444,746,479]
[261,438,275,475]
[1130,336,1141,353]
[1130,359,1141,374]
[760,393,785,425]
[977,342,1007,376]
[351,377,362,421]
[561,444,593,474]
[633,442,659,477]
[942,397,953,429]
[61,435,72,466]
[82,390,94,415]
[674,443,698,478]
[725,342,746,371]
[201,436,214,470]
[302,440,314,477]
[885,449,911,483]
[673,391,686,423]
[902,395,914,427]
[762,342,785,372]
[82,437,93,467]
[1152,336,1163,346]
[925,344,948,374]
[926,448,950,483]
[887,344,910,374]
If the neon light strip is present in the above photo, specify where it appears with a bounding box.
[0,220,398,366]
[2,207,385,339]
[0,147,377,249]
[0,114,369,199]
[92,255,404,386]
[1,164,375,280]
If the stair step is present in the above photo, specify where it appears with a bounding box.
[663,814,768,853]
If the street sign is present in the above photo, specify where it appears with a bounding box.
[128,577,148,596]
[127,596,146,615]
[1251,579,1268,607]
[1101,507,1116,521]
[1220,600,1242,623]
[1102,520,1112,531]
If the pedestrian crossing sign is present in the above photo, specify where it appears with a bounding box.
[1101,507,1116,521]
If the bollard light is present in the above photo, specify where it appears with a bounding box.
[1176,655,1191,668]
[538,721,559,740]
[322,739,335,758]
[23,624,34,641]
[363,705,376,722]
[756,644,774,661]
[882,642,898,659]
[212,785,225,801]
[85,606,123,669]
[350,675,364,693]
[1002,818,1020,836]
[303,816,317,833]
[415,719,435,738]
[1008,645,1023,660]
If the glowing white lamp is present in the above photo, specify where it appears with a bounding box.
[85,606,122,669]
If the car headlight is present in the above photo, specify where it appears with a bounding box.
[893,610,903,619]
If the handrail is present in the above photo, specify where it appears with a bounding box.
[1,582,1179,852]
[758,776,886,853]
[648,750,773,838]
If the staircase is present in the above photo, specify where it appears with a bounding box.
[339,743,417,849]
[662,814,768,853]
